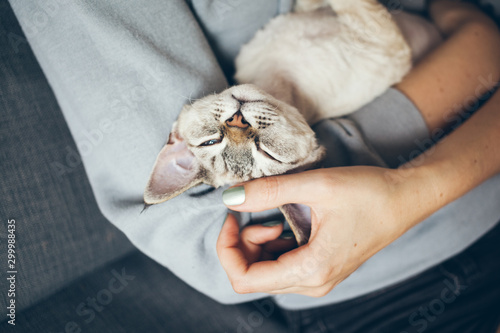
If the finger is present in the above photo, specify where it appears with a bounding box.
[216,214,249,275]
[263,237,297,254]
[240,223,284,263]
[218,217,325,294]
[259,232,297,261]
[216,215,301,294]
[225,243,318,294]
[222,169,327,212]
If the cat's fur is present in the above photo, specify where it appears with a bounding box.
[144,0,442,245]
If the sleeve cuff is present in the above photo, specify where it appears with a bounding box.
[348,88,431,168]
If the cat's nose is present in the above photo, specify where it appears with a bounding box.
[226,111,249,129]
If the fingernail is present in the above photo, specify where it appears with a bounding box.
[279,230,295,240]
[222,186,246,206]
[261,221,283,227]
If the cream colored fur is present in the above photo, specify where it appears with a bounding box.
[144,0,441,243]
[236,0,414,124]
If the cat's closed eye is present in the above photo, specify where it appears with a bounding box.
[255,137,281,163]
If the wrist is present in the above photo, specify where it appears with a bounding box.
[385,163,445,232]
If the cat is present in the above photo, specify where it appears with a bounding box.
[144,0,442,245]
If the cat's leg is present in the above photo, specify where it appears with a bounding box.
[329,0,439,64]
[327,0,399,34]
[327,0,411,70]
[296,0,393,15]
[294,0,329,12]
[296,0,413,51]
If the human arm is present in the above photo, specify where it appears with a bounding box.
[216,80,500,297]
[393,0,500,222]
[7,0,286,304]
[216,0,500,296]
[396,0,500,132]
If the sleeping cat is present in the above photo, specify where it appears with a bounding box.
[144,0,442,245]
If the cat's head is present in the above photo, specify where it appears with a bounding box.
[144,84,324,205]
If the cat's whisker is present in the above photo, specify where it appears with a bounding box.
[170,90,193,101]
[188,92,199,105]
[260,106,279,115]
[170,91,209,110]
[267,106,280,114]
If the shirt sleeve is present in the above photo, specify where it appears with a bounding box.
[347,88,431,168]
[8,0,282,304]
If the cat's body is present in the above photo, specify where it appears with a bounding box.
[236,3,410,124]
[236,1,441,124]
[144,0,442,245]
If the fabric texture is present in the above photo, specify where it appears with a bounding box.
[6,0,500,310]
[1,222,498,333]
[7,0,287,306]
[0,0,135,315]
[0,252,289,333]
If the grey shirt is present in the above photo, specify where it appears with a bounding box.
[10,0,500,309]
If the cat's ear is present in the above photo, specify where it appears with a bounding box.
[144,125,203,205]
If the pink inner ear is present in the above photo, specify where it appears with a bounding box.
[144,133,201,204]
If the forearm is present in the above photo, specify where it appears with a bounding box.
[394,89,500,229]
[397,0,500,132]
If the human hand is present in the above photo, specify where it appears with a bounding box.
[216,166,431,296]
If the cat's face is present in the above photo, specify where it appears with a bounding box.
[144,84,324,204]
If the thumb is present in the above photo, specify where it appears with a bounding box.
[222,170,321,212]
